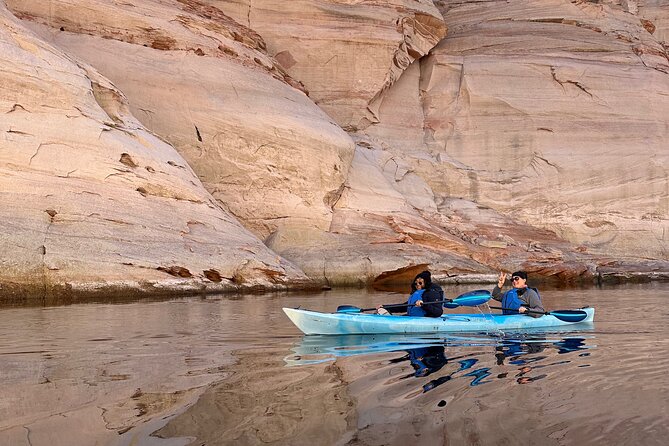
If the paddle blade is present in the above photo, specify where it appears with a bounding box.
[457,289,492,299]
[445,290,492,308]
[336,305,362,313]
[549,310,588,323]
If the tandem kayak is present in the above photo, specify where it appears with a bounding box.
[282,307,595,335]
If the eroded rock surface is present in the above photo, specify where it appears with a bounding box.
[212,0,447,130]
[268,138,600,286]
[2,0,668,295]
[636,0,669,45]
[7,0,355,240]
[0,5,311,301]
[364,0,669,262]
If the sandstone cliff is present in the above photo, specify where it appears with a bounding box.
[407,0,669,261]
[2,0,668,299]
[0,4,312,302]
[211,0,448,130]
[6,0,356,241]
[221,0,669,284]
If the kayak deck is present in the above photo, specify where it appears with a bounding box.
[282,307,595,335]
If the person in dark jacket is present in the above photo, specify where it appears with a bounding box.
[377,271,444,317]
[492,270,544,318]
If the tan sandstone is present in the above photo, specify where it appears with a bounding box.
[0,4,312,302]
[363,0,669,262]
[6,0,356,242]
[211,0,448,130]
[3,0,669,296]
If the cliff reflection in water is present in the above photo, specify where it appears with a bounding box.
[286,330,595,392]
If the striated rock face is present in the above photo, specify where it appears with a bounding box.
[636,0,669,45]
[267,137,601,286]
[2,0,668,296]
[364,0,669,262]
[0,5,312,301]
[211,0,447,130]
[7,0,355,240]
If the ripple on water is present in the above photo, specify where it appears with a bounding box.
[154,345,355,446]
[276,330,624,445]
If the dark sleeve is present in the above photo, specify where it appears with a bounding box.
[492,285,504,302]
[386,303,409,314]
[422,286,444,318]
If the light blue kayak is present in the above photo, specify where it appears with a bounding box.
[282,307,595,335]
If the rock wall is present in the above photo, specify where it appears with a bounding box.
[635,0,669,44]
[7,0,356,240]
[2,0,668,297]
[365,0,669,261]
[210,0,447,130]
[0,4,311,301]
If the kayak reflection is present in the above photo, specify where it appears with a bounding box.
[284,333,477,366]
[285,330,596,391]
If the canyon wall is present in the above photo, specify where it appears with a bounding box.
[0,3,312,301]
[1,0,668,298]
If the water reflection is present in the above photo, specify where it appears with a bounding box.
[394,347,488,391]
[286,329,596,393]
[3,284,669,446]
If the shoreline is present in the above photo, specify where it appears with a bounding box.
[1,266,668,306]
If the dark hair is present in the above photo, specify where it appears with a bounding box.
[411,271,432,292]
[511,271,528,280]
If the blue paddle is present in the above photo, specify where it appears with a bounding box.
[443,290,491,309]
[487,306,588,323]
[336,290,491,313]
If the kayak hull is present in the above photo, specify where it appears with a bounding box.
[282,307,595,335]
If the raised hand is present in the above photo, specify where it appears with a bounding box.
[497,271,507,288]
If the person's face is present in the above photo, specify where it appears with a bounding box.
[511,275,526,288]
[415,278,425,289]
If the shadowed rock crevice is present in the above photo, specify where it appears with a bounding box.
[90,80,128,124]
[372,263,430,290]
[550,66,594,98]
[203,269,222,282]
[157,266,193,278]
[119,153,138,168]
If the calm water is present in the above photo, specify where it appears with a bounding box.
[1,283,668,445]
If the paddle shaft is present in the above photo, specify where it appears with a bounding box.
[487,305,545,315]
[487,306,590,323]
[360,299,455,313]
[336,291,491,313]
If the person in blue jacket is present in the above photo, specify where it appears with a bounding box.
[377,271,444,317]
[492,270,545,318]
